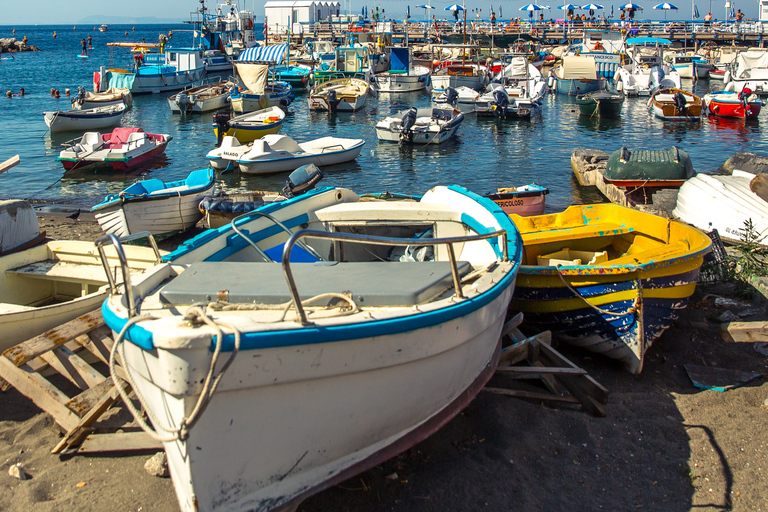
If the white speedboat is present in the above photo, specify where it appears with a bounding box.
[100,184,522,512]
[168,80,235,113]
[673,170,768,245]
[237,134,365,175]
[57,127,171,171]
[431,61,489,93]
[307,77,373,112]
[615,38,681,96]
[374,47,431,92]
[71,86,133,110]
[433,85,485,113]
[724,50,768,95]
[491,56,548,103]
[91,168,215,239]
[474,84,541,119]
[664,51,713,79]
[376,107,464,144]
[43,104,126,134]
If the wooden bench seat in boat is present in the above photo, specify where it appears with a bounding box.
[315,201,461,224]
[159,261,472,307]
[6,260,116,284]
[519,223,631,245]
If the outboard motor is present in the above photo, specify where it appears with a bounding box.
[648,66,664,94]
[282,163,324,198]
[326,88,340,112]
[492,88,509,117]
[399,107,418,144]
[213,110,231,147]
[444,86,458,107]
[72,85,86,107]
[176,93,191,114]
[673,91,687,114]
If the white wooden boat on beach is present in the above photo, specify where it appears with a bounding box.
[0,239,163,353]
[167,80,235,113]
[376,107,464,144]
[101,184,522,512]
[43,104,126,134]
[237,134,365,174]
[91,168,215,239]
[673,170,768,244]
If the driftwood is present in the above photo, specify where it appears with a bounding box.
[721,321,768,343]
[749,173,768,204]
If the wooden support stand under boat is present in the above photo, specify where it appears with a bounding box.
[483,313,609,417]
[0,309,162,455]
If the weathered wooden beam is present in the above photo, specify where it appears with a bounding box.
[538,342,609,404]
[52,383,123,454]
[39,345,106,390]
[0,155,20,175]
[721,321,768,343]
[495,366,586,375]
[72,432,162,454]
[484,387,580,404]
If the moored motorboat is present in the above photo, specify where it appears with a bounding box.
[231,45,294,113]
[0,238,163,353]
[57,127,172,171]
[550,55,607,95]
[664,52,713,79]
[307,77,373,112]
[101,184,522,512]
[206,135,251,171]
[43,104,127,134]
[723,50,768,94]
[236,134,365,175]
[649,88,702,120]
[702,89,763,119]
[94,47,206,94]
[576,90,624,118]
[212,106,285,143]
[375,47,431,92]
[672,170,768,245]
[376,107,463,144]
[484,184,549,216]
[603,146,694,187]
[508,204,711,374]
[71,86,133,110]
[168,80,235,114]
[91,168,215,239]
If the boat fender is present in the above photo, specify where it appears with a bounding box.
[93,71,101,93]
[723,70,731,84]
[724,81,735,92]
[616,80,624,93]
[547,75,555,89]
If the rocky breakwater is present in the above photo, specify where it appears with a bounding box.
[0,38,40,53]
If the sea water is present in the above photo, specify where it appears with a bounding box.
[1,23,766,213]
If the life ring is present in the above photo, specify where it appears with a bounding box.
[593,42,604,51]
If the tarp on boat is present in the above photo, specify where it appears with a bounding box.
[106,72,135,91]
[237,44,288,64]
[733,50,768,79]
[235,63,269,93]
[389,47,411,72]
[76,87,133,109]
[556,56,598,80]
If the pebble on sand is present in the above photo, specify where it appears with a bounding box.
[8,463,30,480]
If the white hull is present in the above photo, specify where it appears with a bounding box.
[375,67,431,92]
[43,105,126,134]
[431,74,486,92]
[726,78,768,95]
[674,63,712,79]
[128,68,207,94]
[673,170,768,244]
[94,187,213,238]
[376,108,464,144]
[168,94,230,113]
[238,136,365,174]
[376,124,460,144]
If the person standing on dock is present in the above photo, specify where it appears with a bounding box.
[736,9,744,21]
[490,11,496,31]
[80,38,87,56]
[704,12,712,27]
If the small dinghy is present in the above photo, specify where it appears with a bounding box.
[237,134,365,174]
[376,107,463,144]
[576,90,625,118]
[603,146,694,187]
[649,88,702,121]
[702,89,763,119]
[71,86,132,110]
[91,168,215,239]
[308,77,373,112]
[484,184,549,216]
[206,136,252,171]
[212,107,285,144]
[43,103,127,134]
[57,127,172,171]
[168,80,235,114]
[100,184,522,512]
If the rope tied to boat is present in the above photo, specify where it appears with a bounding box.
[109,307,241,442]
[553,264,643,318]
[208,292,360,323]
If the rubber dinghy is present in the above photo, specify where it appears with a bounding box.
[101,184,522,512]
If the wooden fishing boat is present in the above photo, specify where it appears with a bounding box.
[91,168,215,239]
[212,106,285,143]
[673,170,768,245]
[101,185,522,512]
[649,88,702,120]
[508,204,711,374]
[307,77,373,112]
[484,184,549,216]
[167,80,235,114]
[576,91,625,118]
[0,238,163,353]
[43,104,126,134]
[237,134,365,175]
[702,90,763,119]
[71,86,132,110]
[57,127,171,171]
[603,146,694,187]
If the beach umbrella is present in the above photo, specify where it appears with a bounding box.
[445,4,465,10]
[620,3,642,9]
[693,4,700,17]
[520,3,544,10]
[499,4,503,16]
[653,2,678,18]
[558,4,581,10]
[407,5,411,18]
[582,3,604,9]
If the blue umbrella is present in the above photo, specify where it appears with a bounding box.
[693,4,700,17]
[582,3,604,8]
[445,4,465,10]
[620,3,642,9]
[499,5,503,16]
[558,4,581,9]
[520,3,544,10]
[407,5,411,18]
[653,2,677,18]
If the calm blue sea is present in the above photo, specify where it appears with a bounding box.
[0,23,766,212]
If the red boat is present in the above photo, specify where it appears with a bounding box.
[703,89,763,119]
[57,127,172,171]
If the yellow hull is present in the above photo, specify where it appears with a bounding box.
[214,123,283,143]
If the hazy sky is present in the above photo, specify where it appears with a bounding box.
[1,0,760,24]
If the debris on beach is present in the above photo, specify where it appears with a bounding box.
[8,463,30,480]
[145,452,169,478]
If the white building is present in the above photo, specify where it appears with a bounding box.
[761,0,768,24]
[264,1,341,33]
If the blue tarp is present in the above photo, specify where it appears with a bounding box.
[626,37,672,45]
[238,45,288,63]
[390,47,410,71]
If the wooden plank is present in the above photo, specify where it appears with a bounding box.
[532,360,567,396]
[65,378,115,417]
[498,340,530,367]
[0,356,78,431]
[0,375,10,392]
[501,312,524,339]
[537,342,609,404]
[73,431,163,454]
[0,155,20,175]
[495,366,587,375]
[484,387,581,404]
[52,383,122,454]
[3,310,104,367]
[721,321,768,343]
[38,346,106,391]
[553,374,607,417]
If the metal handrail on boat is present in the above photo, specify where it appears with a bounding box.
[95,231,162,318]
[281,228,509,325]
[229,210,325,263]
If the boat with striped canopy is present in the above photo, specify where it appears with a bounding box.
[508,204,711,374]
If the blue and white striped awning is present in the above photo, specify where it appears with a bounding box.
[237,45,288,63]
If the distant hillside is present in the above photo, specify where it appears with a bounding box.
[76,16,182,25]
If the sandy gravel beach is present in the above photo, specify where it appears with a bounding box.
[1,214,767,512]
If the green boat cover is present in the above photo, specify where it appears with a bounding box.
[605,146,694,182]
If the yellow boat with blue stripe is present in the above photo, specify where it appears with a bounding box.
[213,106,285,143]
[508,204,711,374]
